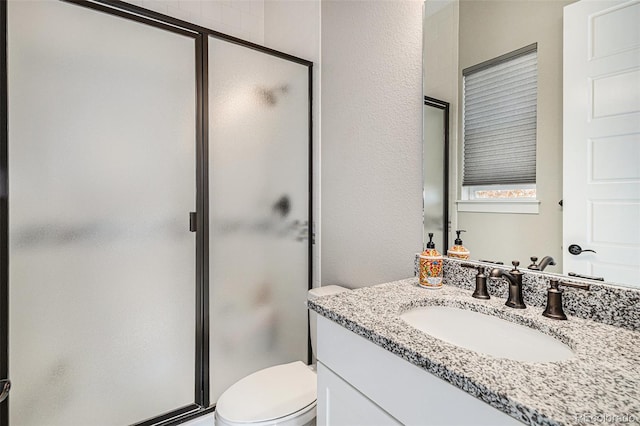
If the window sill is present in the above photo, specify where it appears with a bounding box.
[456,199,540,214]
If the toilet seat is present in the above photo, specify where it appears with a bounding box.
[215,361,317,426]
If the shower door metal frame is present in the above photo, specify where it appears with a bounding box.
[0,3,8,425]
[0,1,314,425]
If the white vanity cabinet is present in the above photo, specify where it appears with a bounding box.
[316,316,522,426]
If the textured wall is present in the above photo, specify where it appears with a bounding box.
[320,0,423,288]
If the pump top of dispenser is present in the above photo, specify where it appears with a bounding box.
[448,230,470,259]
[426,233,435,249]
[422,233,441,257]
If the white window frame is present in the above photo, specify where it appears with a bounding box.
[458,184,539,214]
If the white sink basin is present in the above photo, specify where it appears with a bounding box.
[400,306,574,362]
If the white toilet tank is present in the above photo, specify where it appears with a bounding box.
[307,285,350,360]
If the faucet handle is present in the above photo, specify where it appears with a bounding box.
[528,257,540,270]
[542,279,590,320]
[461,263,490,300]
[543,279,567,320]
[511,260,520,271]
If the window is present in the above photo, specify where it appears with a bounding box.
[459,44,539,213]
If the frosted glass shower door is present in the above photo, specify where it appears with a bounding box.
[8,1,197,424]
[208,38,311,402]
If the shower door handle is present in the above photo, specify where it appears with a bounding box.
[0,379,10,403]
[189,212,197,232]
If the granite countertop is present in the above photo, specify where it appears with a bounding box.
[308,278,640,426]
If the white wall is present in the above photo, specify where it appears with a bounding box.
[320,0,423,288]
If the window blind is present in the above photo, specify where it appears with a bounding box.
[462,45,537,186]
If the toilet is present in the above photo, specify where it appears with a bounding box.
[214,285,350,426]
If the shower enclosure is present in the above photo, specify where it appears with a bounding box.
[0,1,312,425]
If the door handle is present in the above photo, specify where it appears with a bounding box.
[0,379,10,403]
[568,244,596,255]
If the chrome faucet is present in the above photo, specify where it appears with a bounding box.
[490,261,526,309]
[528,256,556,271]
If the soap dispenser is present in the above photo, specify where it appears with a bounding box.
[448,230,470,259]
[419,233,443,289]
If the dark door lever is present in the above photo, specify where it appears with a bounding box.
[568,244,596,255]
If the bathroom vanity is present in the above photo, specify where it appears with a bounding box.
[309,275,640,426]
[316,314,520,425]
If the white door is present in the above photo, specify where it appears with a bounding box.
[563,0,640,288]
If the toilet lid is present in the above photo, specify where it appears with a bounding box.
[216,361,317,424]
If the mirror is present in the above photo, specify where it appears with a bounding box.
[422,0,640,289]
[423,96,449,253]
